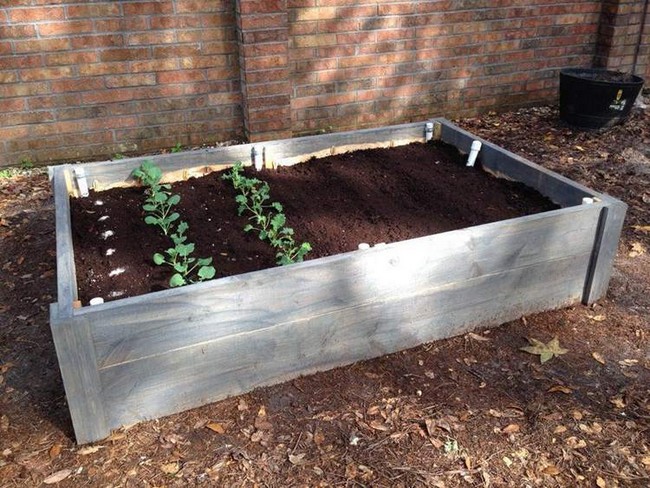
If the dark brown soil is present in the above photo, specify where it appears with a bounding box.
[1,104,648,488]
[70,141,558,304]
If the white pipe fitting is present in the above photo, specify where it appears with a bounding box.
[582,197,594,205]
[466,140,482,167]
[425,122,434,142]
[89,297,104,306]
[253,146,263,171]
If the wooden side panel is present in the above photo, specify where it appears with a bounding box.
[582,197,628,303]
[52,167,77,315]
[437,120,596,207]
[264,122,427,166]
[89,205,601,369]
[50,305,108,444]
[99,252,591,429]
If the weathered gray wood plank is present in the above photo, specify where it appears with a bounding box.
[52,167,78,315]
[50,304,109,444]
[98,252,590,429]
[67,122,429,189]
[582,196,628,303]
[437,120,597,207]
[264,122,427,166]
[88,204,601,369]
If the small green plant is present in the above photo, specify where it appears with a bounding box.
[19,158,33,170]
[132,161,181,236]
[153,221,215,287]
[171,142,183,153]
[222,163,311,265]
[112,153,126,160]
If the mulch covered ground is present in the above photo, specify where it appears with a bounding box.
[0,102,648,487]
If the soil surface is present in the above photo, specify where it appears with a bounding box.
[563,69,642,84]
[1,103,648,488]
[71,141,557,304]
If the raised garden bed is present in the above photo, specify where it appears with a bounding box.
[49,119,626,444]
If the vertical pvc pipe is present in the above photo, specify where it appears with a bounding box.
[466,140,482,167]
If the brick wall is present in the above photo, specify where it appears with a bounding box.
[0,1,242,166]
[0,0,648,167]
[289,0,604,135]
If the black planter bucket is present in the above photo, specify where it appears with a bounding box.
[559,68,644,129]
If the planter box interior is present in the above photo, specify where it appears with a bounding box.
[49,119,626,444]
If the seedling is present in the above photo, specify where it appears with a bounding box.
[153,221,216,287]
[223,163,311,265]
[132,161,181,236]
[171,142,183,153]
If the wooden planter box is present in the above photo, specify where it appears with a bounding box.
[49,119,626,444]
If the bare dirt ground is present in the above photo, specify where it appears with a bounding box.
[1,103,649,487]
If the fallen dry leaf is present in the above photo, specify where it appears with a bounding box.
[640,455,650,466]
[467,332,490,342]
[587,314,606,322]
[548,385,573,394]
[369,420,391,432]
[609,395,626,408]
[592,352,606,364]
[565,436,587,449]
[160,462,180,475]
[618,359,638,367]
[43,469,72,484]
[77,445,103,456]
[48,444,62,460]
[521,337,568,363]
[502,423,520,434]
[628,241,646,257]
[205,422,225,434]
[541,465,561,476]
[288,453,307,466]
[596,476,607,488]
[553,425,567,434]
[631,225,650,233]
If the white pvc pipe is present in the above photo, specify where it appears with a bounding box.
[425,122,434,142]
[253,146,263,171]
[466,140,482,167]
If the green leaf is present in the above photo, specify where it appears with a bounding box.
[521,337,569,364]
[142,204,157,212]
[153,191,169,203]
[243,224,253,232]
[177,221,188,234]
[144,215,159,225]
[235,195,247,204]
[197,257,213,266]
[173,262,187,273]
[153,253,165,265]
[259,230,267,240]
[270,213,286,231]
[198,266,216,280]
[272,202,283,212]
[168,194,181,206]
[169,274,185,287]
[167,212,180,223]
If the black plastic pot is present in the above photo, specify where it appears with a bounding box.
[559,68,644,129]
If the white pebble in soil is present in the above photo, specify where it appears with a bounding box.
[105,248,116,256]
[94,200,104,206]
[101,230,114,240]
[108,291,125,298]
[98,215,109,222]
[108,267,126,277]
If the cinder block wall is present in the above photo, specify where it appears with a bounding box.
[0,1,242,166]
[0,0,648,167]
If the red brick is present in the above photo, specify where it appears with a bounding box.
[14,38,71,53]
[0,99,27,112]
[50,78,105,93]
[38,21,94,37]
[45,51,98,66]
[9,7,65,22]
[99,48,151,62]
[67,3,121,19]
[122,1,174,15]
[106,74,157,88]
[21,66,74,81]
[177,0,231,13]
[150,16,203,30]
[157,70,206,84]
[239,0,286,15]
[0,82,50,98]
[71,35,124,49]
[78,62,130,76]
[0,25,37,38]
